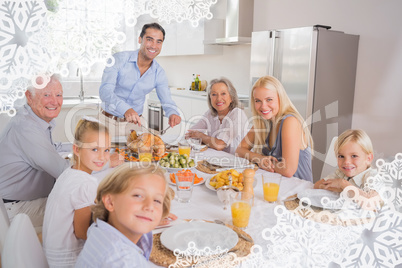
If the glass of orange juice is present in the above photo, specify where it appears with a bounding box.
[138,146,153,162]
[262,174,282,203]
[230,192,253,229]
[178,139,191,157]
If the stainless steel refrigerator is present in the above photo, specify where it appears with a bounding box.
[249,25,359,181]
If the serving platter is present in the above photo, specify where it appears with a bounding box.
[205,177,257,192]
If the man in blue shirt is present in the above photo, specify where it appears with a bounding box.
[99,22,181,136]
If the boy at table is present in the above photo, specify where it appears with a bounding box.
[75,163,173,267]
[314,129,382,209]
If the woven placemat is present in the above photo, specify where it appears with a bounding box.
[283,194,374,226]
[150,223,254,267]
[196,160,258,174]
[196,160,219,174]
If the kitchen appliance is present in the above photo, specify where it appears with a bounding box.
[250,25,359,181]
[204,0,254,45]
[147,100,164,133]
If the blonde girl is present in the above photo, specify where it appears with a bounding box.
[236,76,313,181]
[76,163,173,267]
[43,117,111,267]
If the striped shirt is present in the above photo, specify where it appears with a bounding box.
[75,220,152,268]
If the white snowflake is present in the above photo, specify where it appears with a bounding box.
[1,0,217,116]
[0,0,48,115]
[42,0,126,76]
[264,155,402,267]
[145,0,217,27]
[338,206,402,267]
[0,77,28,116]
[261,205,362,267]
[168,241,232,268]
[367,153,402,212]
[0,0,127,116]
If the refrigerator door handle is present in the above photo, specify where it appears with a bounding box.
[268,30,277,76]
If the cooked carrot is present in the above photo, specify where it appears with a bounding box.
[170,173,176,183]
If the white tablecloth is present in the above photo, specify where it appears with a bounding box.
[93,148,314,267]
[93,145,399,267]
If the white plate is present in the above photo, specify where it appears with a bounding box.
[160,221,238,254]
[205,176,257,192]
[297,189,342,209]
[165,172,206,186]
[206,156,253,169]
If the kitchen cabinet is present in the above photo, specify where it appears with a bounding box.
[146,89,209,136]
[149,89,209,121]
[173,95,209,125]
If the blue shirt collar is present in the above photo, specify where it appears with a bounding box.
[129,49,156,73]
[96,219,145,256]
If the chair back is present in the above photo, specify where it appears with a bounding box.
[320,136,338,179]
[0,198,10,253]
[1,213,48,268]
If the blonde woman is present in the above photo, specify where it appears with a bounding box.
[236,76,313,181]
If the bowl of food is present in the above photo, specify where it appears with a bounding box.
[167,170,205,186]
[206,169,244,191]
[158,152,196,173]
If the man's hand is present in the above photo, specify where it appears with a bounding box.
[124,108,142,126]
[168,114,181,127]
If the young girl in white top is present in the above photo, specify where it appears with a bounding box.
[75,163,173,267]
[314,129,381,209]
[43,117,111,267]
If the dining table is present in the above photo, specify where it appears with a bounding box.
[92,138,400,268]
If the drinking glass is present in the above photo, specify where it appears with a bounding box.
[216,185,239,210]
[230,192,253,229]
[189,137,202,153]
[178,139,191,157]
[262,173,282,203]
[175,172,195,203]
[138,146,152,162]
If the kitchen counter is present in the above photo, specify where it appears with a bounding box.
[62,96,101,107]
[149,88,249,104]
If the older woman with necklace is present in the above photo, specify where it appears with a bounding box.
[186,77,249,154]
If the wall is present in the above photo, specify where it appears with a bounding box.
[252,0,402,162]
[2,0,401,162]
[156,45,252,96]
